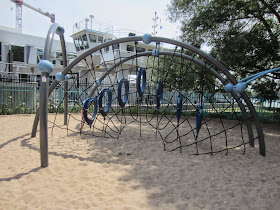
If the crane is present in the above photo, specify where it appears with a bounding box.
[10,0,55,32]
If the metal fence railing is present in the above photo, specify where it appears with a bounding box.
[0,80,39,114]
[1,79,279,122]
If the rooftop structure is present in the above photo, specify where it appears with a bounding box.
[70,18,156,85]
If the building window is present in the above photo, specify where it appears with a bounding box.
[82,34,89,49]
[136,47,145,53]
[52,60,56,65]
[89,34,97,43]
[51,51,56,59]
[104,39,112,52]
[11,45,24,62]
[113,43,119,50]
[37,54,42,63]
[37,49,43,63]
[98,36,103,44]
[74,38,80,51]
[56,52,62,58]
[78,37,84,50]
[127,45,134,52]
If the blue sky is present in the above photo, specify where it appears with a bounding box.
[0,0,179,42]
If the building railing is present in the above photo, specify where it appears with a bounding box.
[72,18,144,38]
[73,18,114,35]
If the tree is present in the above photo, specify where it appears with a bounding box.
[167,0,280,96]
[252,79,280,109]
[151,54,216,93]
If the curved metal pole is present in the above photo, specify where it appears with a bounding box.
[40,23,59,167]
[31,35,265,156]
[232,67,280,93]
[60,35,68,125]
[88,51,226,98]
[31,25,65,138]
[239,67,280,84]
[239,71,266,83]
[31,23,64,167]
[245,67,280,85]
[45,36,235,97]
[43,23,60,60]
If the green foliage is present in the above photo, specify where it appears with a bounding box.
[252,79,280,108]
[152,55,216,93]
[48,105,82,114]
[0,102,32,115]
[48,104,64,113]
[168,0,280,99]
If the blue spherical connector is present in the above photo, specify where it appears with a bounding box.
[55,72,65,82]
[55,26,65,35]
[37,60,54,73]
[233,82,246,93]
[65,74,70,81]
[142,33,152,44]
[152,49,159,57]
[224,83,233,92]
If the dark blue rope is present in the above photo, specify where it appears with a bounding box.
[196,101,203,136]
[156,78,163,110]
[83,97,98,126]
[99,88,112,118]
[176,93,183,124]
[136,67,146,97]
[117,78,129,108]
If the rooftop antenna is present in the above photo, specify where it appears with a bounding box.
[90,15,94,30]
[152,11,158,35]
[85,17,89,29]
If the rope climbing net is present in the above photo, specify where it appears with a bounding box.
[41,34,265,156]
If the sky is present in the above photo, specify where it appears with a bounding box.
[0,0,180,43]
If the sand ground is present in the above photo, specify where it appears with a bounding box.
[0,114,280,209]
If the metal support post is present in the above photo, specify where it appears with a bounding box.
[39,71,49,167]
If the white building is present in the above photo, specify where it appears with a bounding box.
[71,18,156,85]
[0,25,77,82]
[0,18,156,86]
